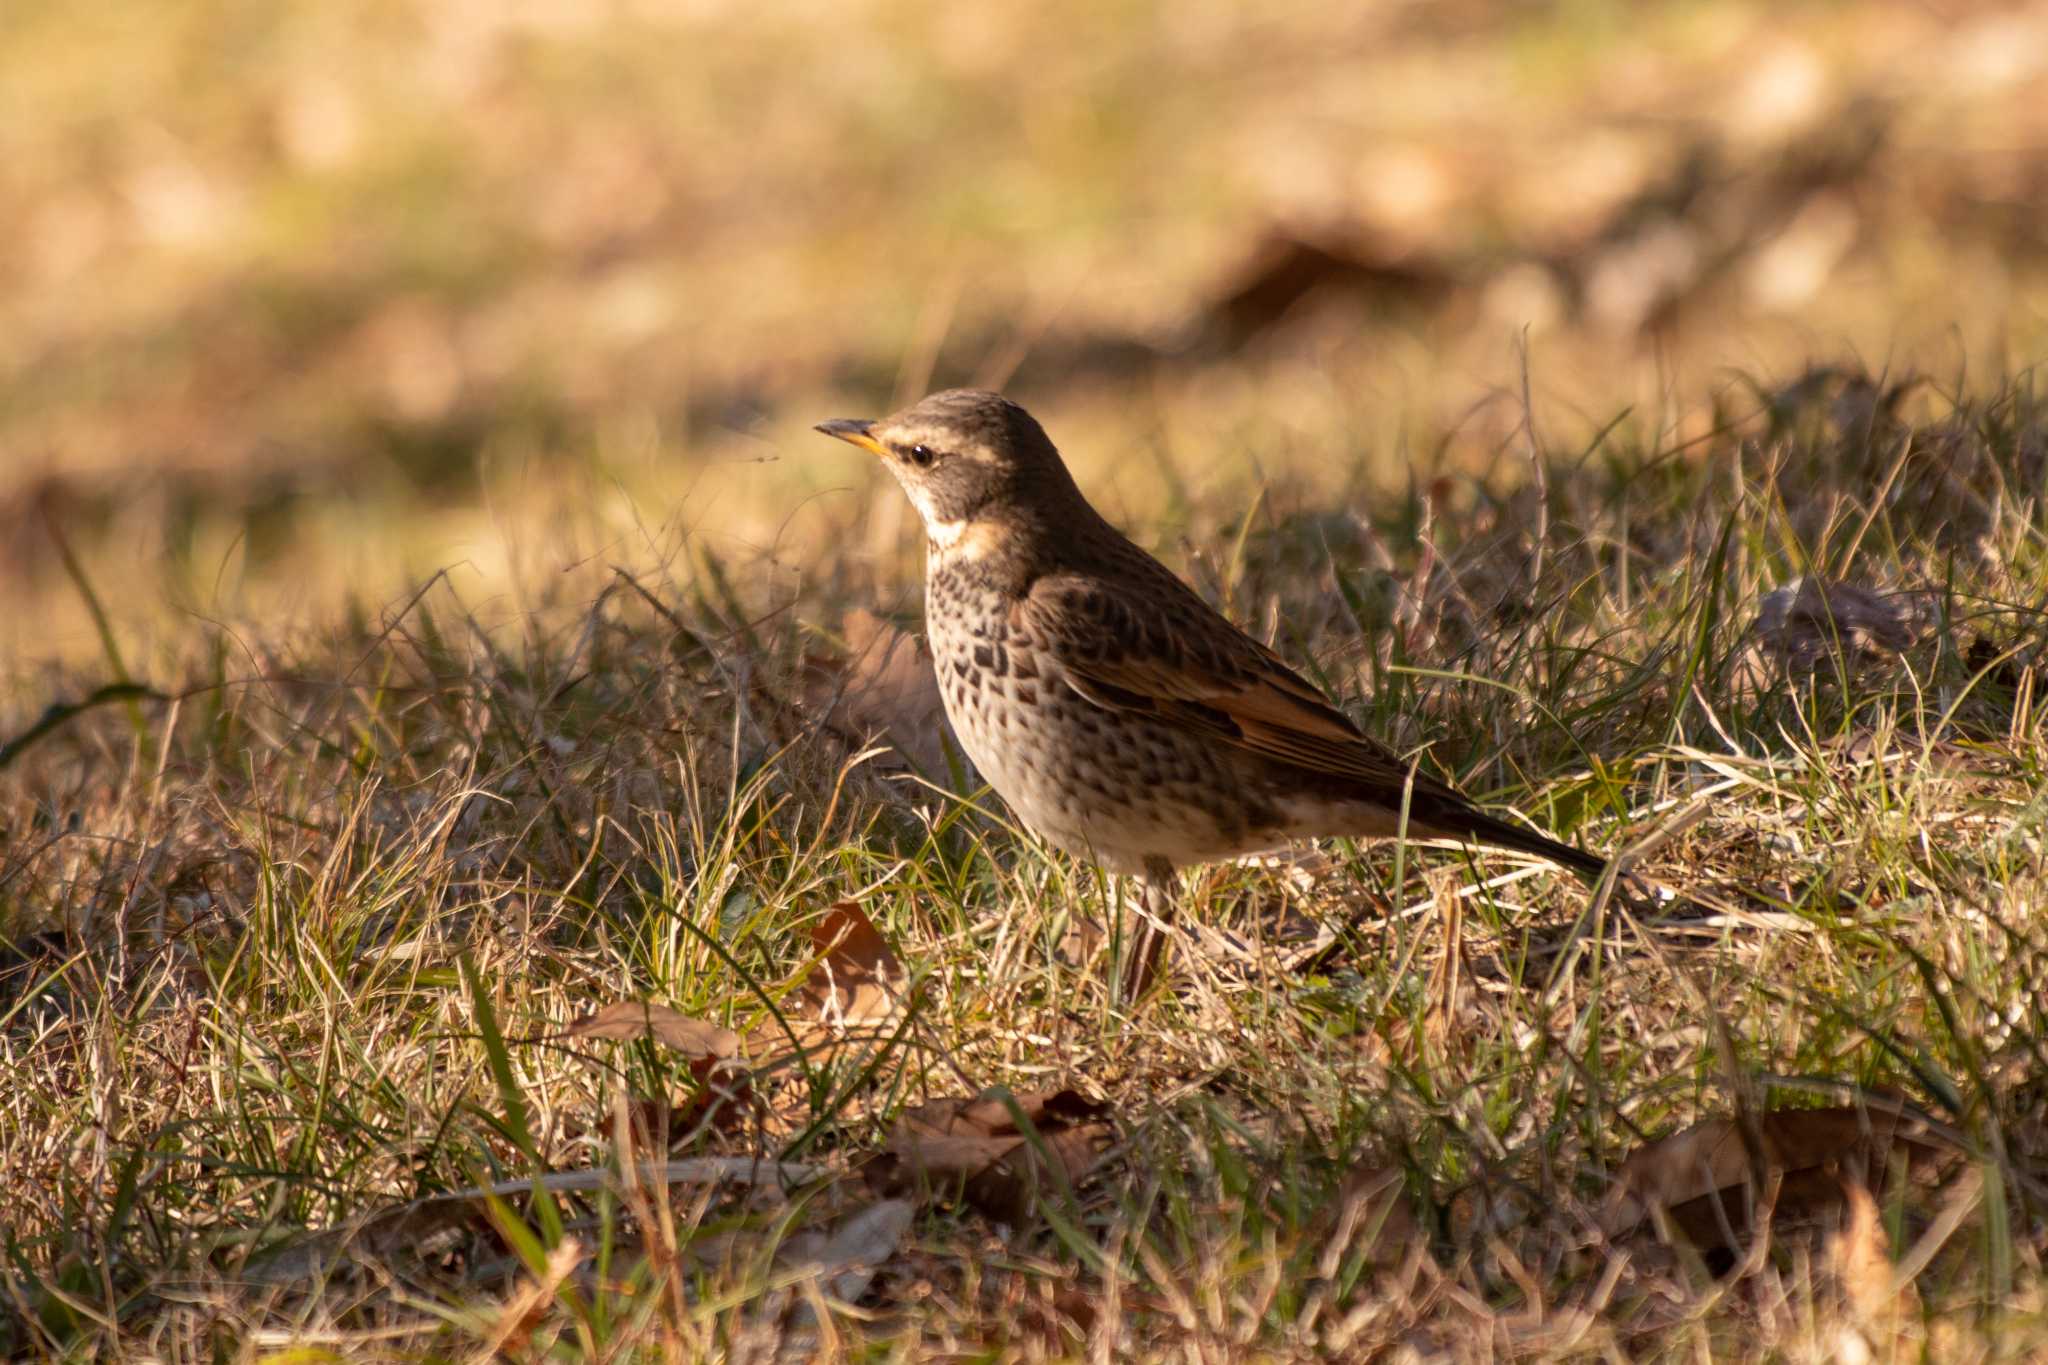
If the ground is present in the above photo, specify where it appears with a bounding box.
[4,0,2048,1358]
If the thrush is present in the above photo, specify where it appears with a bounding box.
[817,389,1608,996]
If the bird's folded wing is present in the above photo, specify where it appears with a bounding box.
[1016,575,1456,799]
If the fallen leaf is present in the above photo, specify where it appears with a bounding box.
[1053,910,1107,967]
[1753,577,1926,673]
[803,609,958,778]
[875,1088,1114,1224]
[779,1197,915,1314]
[793,901,906,1038]
[672,1053,758,1139]
[562,1001,740,1060]
[588,1064,757,1149]
[1601,1102,1950,1250]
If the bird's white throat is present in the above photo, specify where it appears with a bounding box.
[922,516,1011,563]
[897,483,972,549]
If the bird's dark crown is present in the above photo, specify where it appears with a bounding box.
[817,389,1085,531]
[873,389,1056,470]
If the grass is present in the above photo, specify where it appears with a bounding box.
[4,362,2047,1358]
[7,0,2048,1355]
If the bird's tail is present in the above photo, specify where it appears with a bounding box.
[1413,801,1612,883]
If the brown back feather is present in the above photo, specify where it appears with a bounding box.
[1014,567,1463,803]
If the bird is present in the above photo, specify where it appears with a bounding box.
[816,389,1609,998]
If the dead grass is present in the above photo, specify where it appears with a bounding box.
[4,364,2048,1358]
[8,0,2048,1355]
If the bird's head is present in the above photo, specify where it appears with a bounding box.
[815,389,1078,548]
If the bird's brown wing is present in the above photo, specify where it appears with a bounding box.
[1013,571,1461,803]
[1011,567,1609,879]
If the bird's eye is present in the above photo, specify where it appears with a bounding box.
[907,443,936,467]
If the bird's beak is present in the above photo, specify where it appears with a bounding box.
[813,418,884,457]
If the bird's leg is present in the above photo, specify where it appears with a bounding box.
[1120,857,1179,1003]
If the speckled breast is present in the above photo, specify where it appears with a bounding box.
[923,565,1267,873]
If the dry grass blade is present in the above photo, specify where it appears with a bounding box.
[1320,1165,1423,1274]
[471,1236,584,1364]
[1831,1180,1917,1332]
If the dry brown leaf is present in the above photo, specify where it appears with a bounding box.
[1602,1103,1949,1250]
[593,1057,758,1149]
[778,1197,915,1315]
[874,1088,1114,1224]
[794,900,906,1037]
[563,1001,739,1060]
[1753,577,1927,673]
[803,609,957,778]
[672,1053,758,1139]
[1019,1281,1106,1349]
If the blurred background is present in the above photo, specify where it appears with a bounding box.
[5,0,2046,678]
